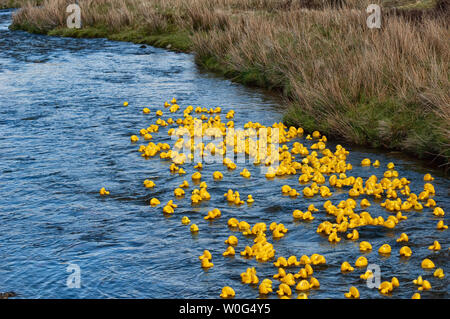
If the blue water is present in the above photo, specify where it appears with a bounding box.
[0,9,448,299]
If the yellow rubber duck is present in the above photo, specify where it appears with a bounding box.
[428,240,441,251]
[359,241,372,252]
[240,168,251,178]
[281,185,292,194]
[277,283,292,296]
[378,244,391,255]
[341,261,354,272]
[421,258,435,269]
[247,195,255,204]
[289,188,300,197]
[295,280,310,291]
[239,221,251,233]
[361,158,371,166]
[433,268,445,279]
[391,277,399,288]
[240,267,258,284]
[220,286,235,298]
[347,229,359,240]
[309,277,320,288]
[355,256,368,267]
[99,187,110,196]
[328,231,341,243]
[143,180,155,188]
[418,280,431,291]
[303,187,315,197]
[360,198,371,208]
[123,101,128,107]
[150,198,160,206]
[436,220,448,230]
[310,254,326,265]
[348,188,360,197]
[424,198,436,207]
[201,258,213,268]
[130,135,139,142]
[179,180,189,188]
[287,256,301,267]
[191,172,202,181]
[224,236,238,246]
[142,107,150,114]
[204,208,221,220]
[360,270,373,280]
[199,250,212,261]
[273,257,288,268]
[273,267,286,279]
[222,246,235,256]
[194,162,203,170]
[213,171,223,180]
[181,216,190,225]
[411,293,421,299]
[292,210,304,219]
[399,246,412,257]
[240,246,253,257]
[259,279,273,295]
[304,264,314,276]
[163,204,175,214]
[344,286,360,299]
[227,218,239,228]
[294,268,307,280]
[433,207,445,217]
[413,276,423,285]
[281,273,296,286]
[378,281,393,294]
[298,255,311,265]
[301,211,315,221]
[174,188,185,197]
[396,233,408,243]
[190,224,199,233]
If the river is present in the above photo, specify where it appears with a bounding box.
[0,9,448,299]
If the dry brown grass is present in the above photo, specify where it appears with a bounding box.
[9,0,450,167]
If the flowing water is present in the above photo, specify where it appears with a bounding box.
[0,9,448,299]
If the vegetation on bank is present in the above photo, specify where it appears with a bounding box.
[0,0,41,9]
[7,0,450,169]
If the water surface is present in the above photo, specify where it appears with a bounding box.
[0,9,448,298]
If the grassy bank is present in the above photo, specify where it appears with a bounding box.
[0,0,42,9]
[9,0,450,169]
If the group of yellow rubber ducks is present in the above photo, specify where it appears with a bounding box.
[99,98,447,299]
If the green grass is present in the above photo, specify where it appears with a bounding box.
[283,97,448,162]
[0,0,42,9]
[27,25,193,52]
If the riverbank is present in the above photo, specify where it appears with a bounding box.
[0,0,41,9]
[7,0,450,169]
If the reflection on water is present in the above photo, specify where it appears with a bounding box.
[0,9,448,299]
